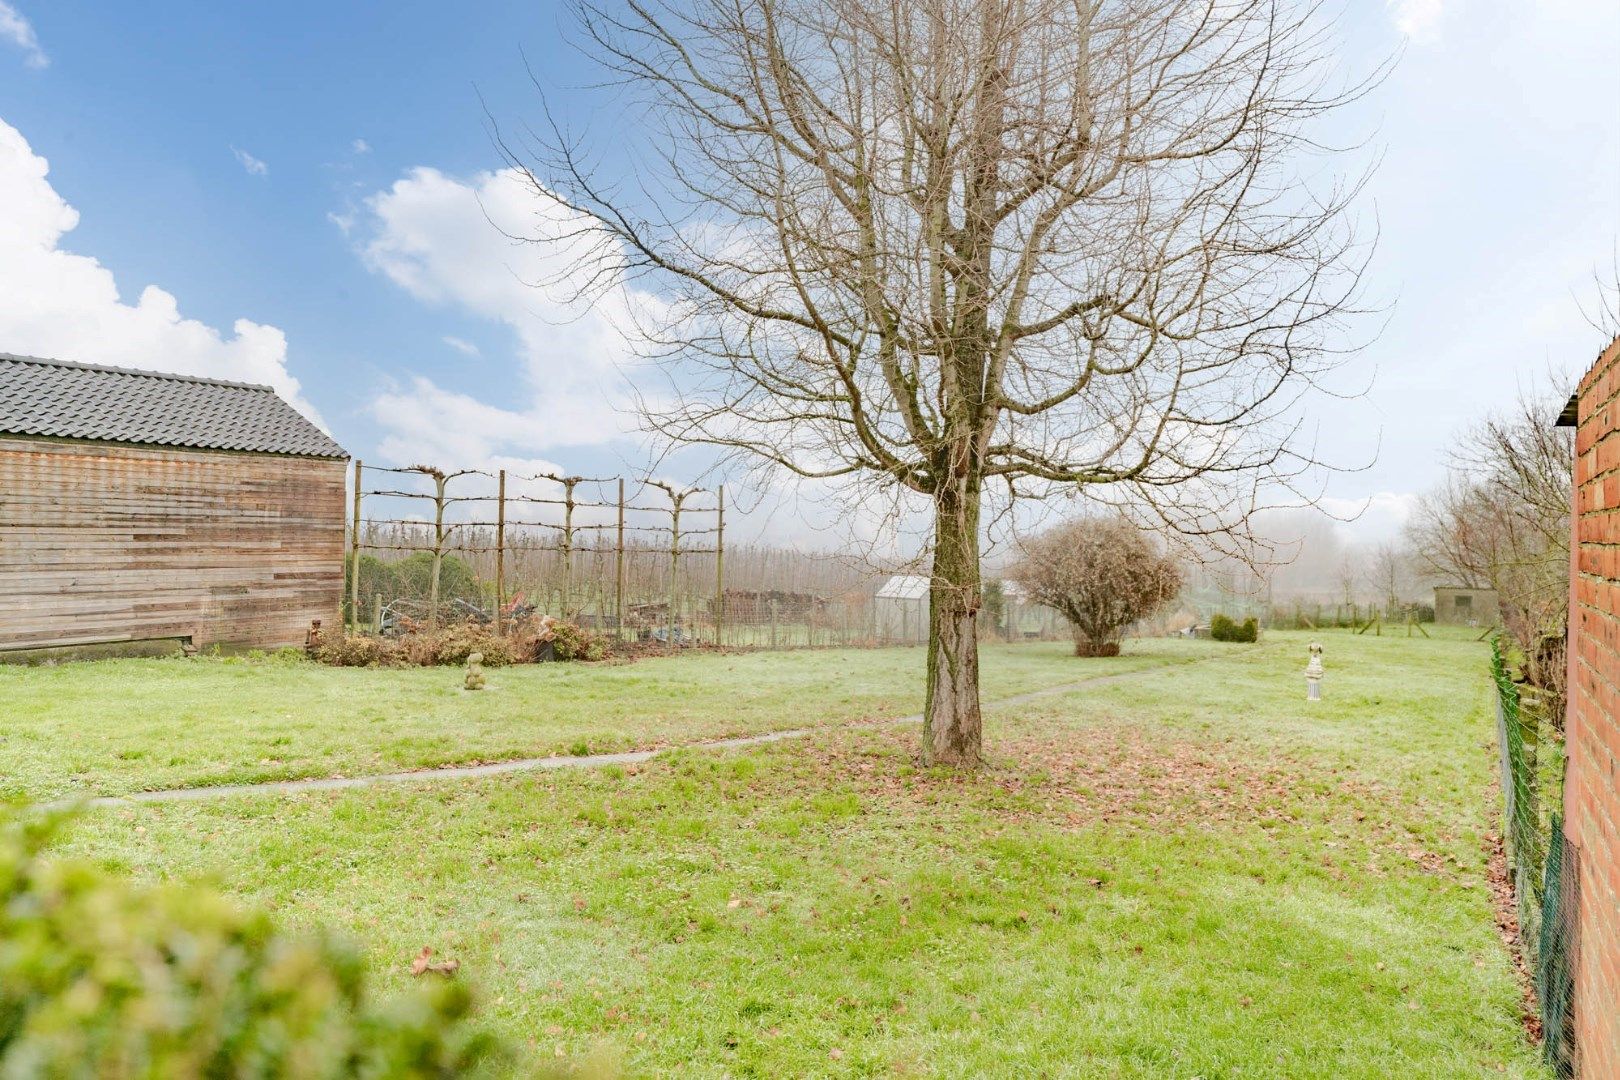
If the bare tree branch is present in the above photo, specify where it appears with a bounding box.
[506,0,1379,765]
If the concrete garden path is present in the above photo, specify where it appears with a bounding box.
[49,649,1249,811]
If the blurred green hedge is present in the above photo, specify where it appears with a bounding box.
[0,812,511,1078]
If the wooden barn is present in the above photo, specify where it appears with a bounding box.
[0,353,349,656]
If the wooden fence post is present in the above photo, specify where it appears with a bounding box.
[349,459,362,629]
[429,471,446,624]
[562,477,577,618]
[616,479,626,643]
[668,490,682,648]
[714,485,725,647]
[495,469,506,633]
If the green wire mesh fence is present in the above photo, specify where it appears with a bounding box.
[1490,637,1578,1077]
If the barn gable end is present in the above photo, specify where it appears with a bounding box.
[0,354,348,655]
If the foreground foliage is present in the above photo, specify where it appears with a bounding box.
[0,814,504,1078]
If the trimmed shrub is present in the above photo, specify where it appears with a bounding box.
[0,813,506,1077]
[1010,516,1183,657]
[1209,614,1259,643]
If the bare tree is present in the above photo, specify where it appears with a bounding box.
[1335,552,1359,611]
[1405,477,1492,591]
[1578,247,1620,342]
[1407,384,1572,709]
[1012,517,1182,655]
[512,0,1375,765]
[1366,541,1408,616]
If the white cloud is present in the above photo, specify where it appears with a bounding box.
[442,335,480,357]
[351,138,371,155]
[351,165,651,465]
[232,146,268,176]
[0,116,319,421]
[1387,0,1443,41]
[0,2,46,69]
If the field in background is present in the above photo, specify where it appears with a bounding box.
[19,630,1548,1075]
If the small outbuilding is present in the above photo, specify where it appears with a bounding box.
[1433,585,1499,626]
[0,353,349,656]
[874,574,929,642]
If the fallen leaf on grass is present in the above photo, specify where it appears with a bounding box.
[409,946,461,977]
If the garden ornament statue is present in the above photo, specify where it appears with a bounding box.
[464,652,486,691]
[1305,642,1324,701]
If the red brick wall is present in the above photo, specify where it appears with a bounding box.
[1566,335,1620,1075]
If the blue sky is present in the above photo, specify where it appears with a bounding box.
[0,0,1616,547]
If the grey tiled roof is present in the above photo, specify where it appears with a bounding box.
[0,353,347,459]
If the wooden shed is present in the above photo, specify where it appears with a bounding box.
[0,353,349,656]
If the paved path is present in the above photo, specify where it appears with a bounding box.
[50,652,1234,812]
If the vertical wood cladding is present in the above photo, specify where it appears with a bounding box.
[0,437,346,651]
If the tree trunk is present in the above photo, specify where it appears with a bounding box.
[923,472,983,768]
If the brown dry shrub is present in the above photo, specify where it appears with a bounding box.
[549,622,606,662]
[313,635,392,668]
[314,624,516,668]
[309,620,614,668]
[397,625,516,667]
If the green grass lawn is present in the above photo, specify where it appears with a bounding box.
[0,638,1217,802]
[28,628,1545,1077]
